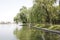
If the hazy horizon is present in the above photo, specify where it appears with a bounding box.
[0,0,33,22]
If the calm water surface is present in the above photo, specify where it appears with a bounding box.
[0,24,22,40]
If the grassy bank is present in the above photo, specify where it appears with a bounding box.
[14,24,60,40]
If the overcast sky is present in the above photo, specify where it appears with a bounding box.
[0,0,59,22]
[0,0,33,22]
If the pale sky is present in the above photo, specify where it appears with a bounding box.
[0,0,33,22]
[54,0,59,6]
[0,0,59,22]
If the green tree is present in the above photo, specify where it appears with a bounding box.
[14,6,28,24]
[14,0,60,40]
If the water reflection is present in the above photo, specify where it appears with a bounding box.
[0,24,22,40]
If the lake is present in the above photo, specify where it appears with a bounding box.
[0,24,22,40]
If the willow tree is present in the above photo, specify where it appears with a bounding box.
[14,0,60,40]
[29,0,60,40]
[14,6,28,24]
[30,0,58,25]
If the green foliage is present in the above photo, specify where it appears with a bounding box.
[14,6,28,24]
[14,0,60,40]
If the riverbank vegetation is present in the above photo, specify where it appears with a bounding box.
[14,0,60,40]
